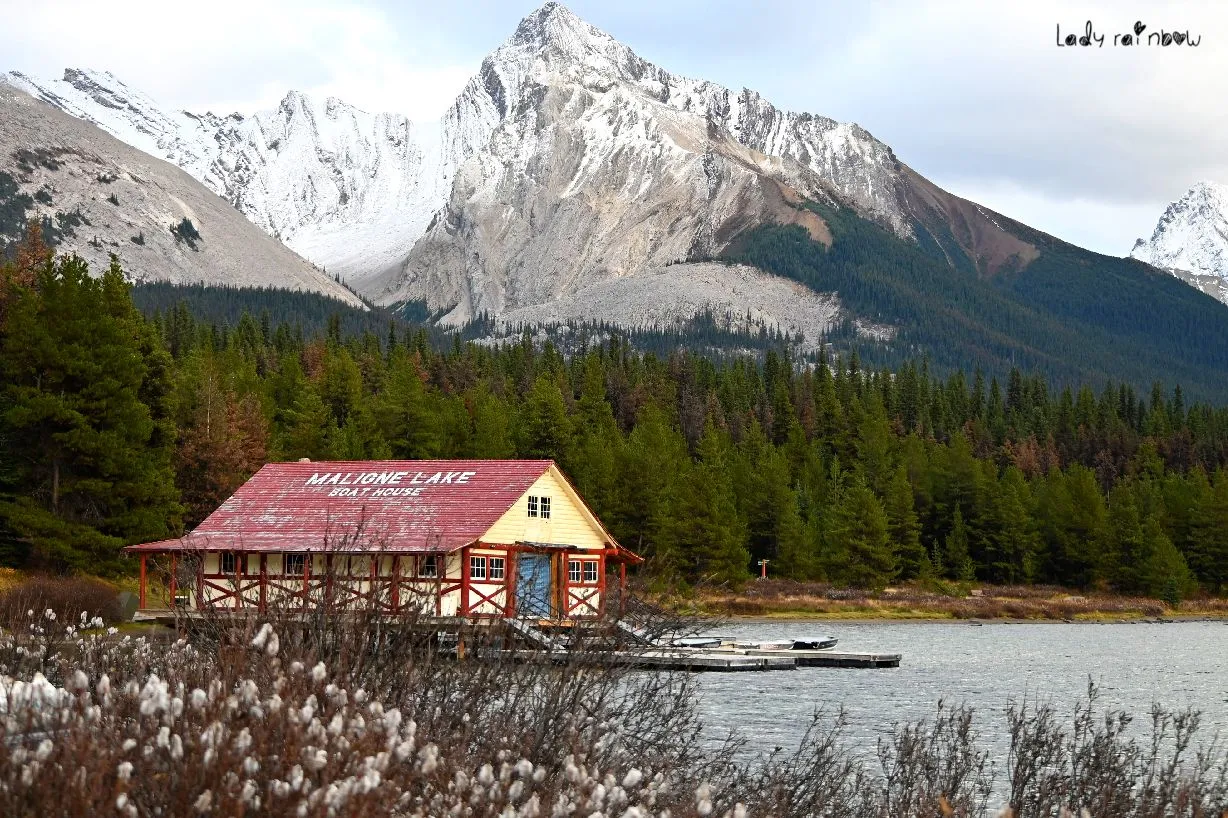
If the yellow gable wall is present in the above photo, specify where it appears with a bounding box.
[480,466,608,550]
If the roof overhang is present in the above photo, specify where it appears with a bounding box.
[122,535,461,555]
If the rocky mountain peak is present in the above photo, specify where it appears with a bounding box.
[1131,181,1228,304]
[510,2,592,48]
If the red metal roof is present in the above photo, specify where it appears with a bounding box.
[125,460,560,554]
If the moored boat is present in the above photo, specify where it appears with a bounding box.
[733,639,795,651]
[672,636,724,649]
[791,636,838,650]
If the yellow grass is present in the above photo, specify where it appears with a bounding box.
[687,580,1228,623]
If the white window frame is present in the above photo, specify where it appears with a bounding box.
[220,552,237,575]
[418,555,438,578]
[540,496,551,519]
[568,560,582,584]
[583,561,598,584]
[489,557,505,581]
[470,555,487,581]
[527,495,539,518]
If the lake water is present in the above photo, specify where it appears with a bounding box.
[694,621,1228,762]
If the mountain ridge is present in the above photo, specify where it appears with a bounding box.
[0,81,363,306]
[7,2,1228,400]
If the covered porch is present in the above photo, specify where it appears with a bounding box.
[125,539,638,621]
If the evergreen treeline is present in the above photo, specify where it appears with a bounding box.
[725,203,1228,402]
[3,236,1228,599]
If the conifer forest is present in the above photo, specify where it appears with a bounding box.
[3,235,1228,601]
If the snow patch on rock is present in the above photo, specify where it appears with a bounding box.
[1131,181,1228,305]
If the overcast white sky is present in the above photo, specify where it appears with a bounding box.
[4,0,1225,256]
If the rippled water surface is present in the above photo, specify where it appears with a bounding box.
[693,621,1228,760]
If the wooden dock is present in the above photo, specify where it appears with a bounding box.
[630,649,900,671]
[675,647,901,671]
[489,648,898,671]
[132,611,901,671]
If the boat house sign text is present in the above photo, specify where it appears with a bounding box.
[305,470,478,498]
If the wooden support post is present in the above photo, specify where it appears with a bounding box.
[369,553,378,611]
[139,554,147,610]
[506,552,516,618]
[195,557,204,612]
[434,557,442,616]
[598,557,606,617]
[619,563,627,618]
[259,554,268,613]
[391,556,400,613]
[168,554,178,608]
[460,548,470,617]
[325,554,334,612]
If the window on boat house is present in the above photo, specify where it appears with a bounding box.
[470,555,487,581]
[489,557,505,580]
[285,553,306,576]
[583,561,598,584]
[568,559,582,583]
[539,496,551,519]
[417,555,438,577]
[527,495,539,517]
[220,552,237,575]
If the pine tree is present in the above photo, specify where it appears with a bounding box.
[666,425,749,586]
[0,254,180,572]
[1188,471,1228,592]
[1139,516,1193,604]
[613,406,689,582]
[373,349,441,458]
[884,465,929,579]
[979,467,1036,583]
[944,505,975,581]
[276,383,339,461]
[516,374,570,460]
[564,357,622,522]
[1106,483,1147,594]
[827,473,896,588]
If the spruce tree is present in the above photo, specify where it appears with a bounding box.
[944,505,975,581]
[0,254,180,572]
[665,425,749,586]
[884,465,929,579]
[373,349,441,458]
[517,374,570,460]
[828,473,896,588]
[1189,471,1228,592]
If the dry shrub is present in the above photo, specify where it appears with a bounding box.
[723,599,768,616]
[0,562,1224,816]
[0,575,121,629]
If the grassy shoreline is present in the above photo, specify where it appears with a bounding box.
[687,579,1228,624]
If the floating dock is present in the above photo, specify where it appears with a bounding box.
[134,611,901,671]
[643,647,901,671]
[490,647,899,671]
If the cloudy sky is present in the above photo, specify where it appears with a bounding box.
[5,0,1225,255]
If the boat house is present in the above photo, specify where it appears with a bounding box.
[125,460,641,620]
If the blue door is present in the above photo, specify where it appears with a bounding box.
[515,553,553,617]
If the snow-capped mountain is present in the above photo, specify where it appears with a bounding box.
[369,2,1030,325]
[5,2,1035,338]
[0,83,362,305]
[1131,182,1228,305]
[4,69,449,286]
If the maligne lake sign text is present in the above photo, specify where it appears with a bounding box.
[305,471,478,498]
